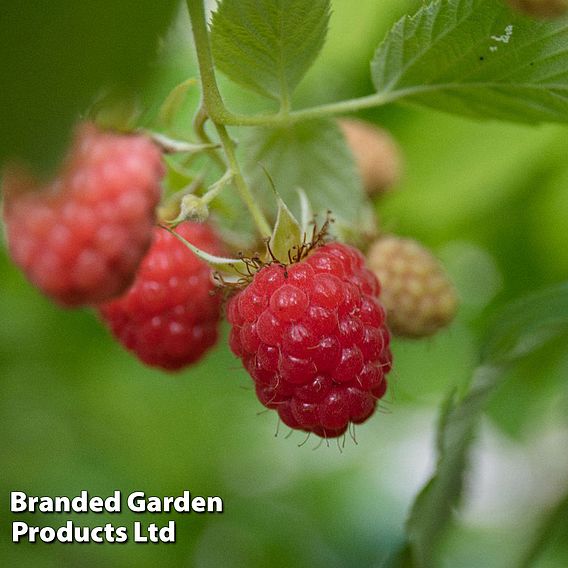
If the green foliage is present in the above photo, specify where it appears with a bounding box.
[241,118,366,228]
[482,282,568,364]
[0,0,178,174]
[405,367,500,568]
[372,0,568,123]
[211,0,331,103]
[405,282,568,567]
[518,489,568,568]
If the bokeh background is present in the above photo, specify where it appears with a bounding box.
[1,1,568,566]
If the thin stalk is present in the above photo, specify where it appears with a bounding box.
[215,123,271,239]
[192,101,227,170]
[187,0,271,239]
[220,91,400,126]
[148,131,219,154]
[202,169,233,204]
[186,0,230,122]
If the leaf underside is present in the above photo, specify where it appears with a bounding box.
[241,118,366,233]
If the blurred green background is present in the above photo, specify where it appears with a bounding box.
[1,1,568,566]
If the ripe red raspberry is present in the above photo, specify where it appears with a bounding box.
[227,242,392,439]
[2,123,163,306]
[99,222,224,371]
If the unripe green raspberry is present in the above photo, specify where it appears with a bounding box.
[367,236,458,338]
[506,0,568,18]
[338,118,402,196]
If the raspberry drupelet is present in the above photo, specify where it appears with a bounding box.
[227,242,392,439]
[99,222,224,371]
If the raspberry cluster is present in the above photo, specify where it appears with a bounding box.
[2,118,397,436]
[99,222,224,371]
[227,242,392,438]
[2,123,163,306]
[367,235,458,338]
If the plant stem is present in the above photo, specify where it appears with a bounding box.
[192,102,227,170]
[186,0,231,123]
[202,169,233,205]
[187,0,271,239]
[215,123,271,238]
[221,91,400,126]
[148,131,219,154]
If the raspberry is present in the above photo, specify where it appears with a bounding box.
[99,222,224,371]
[338,118,402,197]
[227,242,392,439]
[366,235,458,338]
[506,0,568,18]
[2,123,164,306]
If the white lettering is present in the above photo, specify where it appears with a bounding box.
[10,492,28,513]
[133,521,147,542]
[12,522,28,542]
[105,491,121,512]
[207,496,223,512]
[127,492,146,513]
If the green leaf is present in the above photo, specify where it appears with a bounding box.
[518,488,568,568]
[379,544,415,568]
[0,0,178,173]
[241,118,367,232]
[372,0,568,123]
[405,281,568,567]
[406,366,501,568]
[269,193,303,264]
[210,0,330,102]
[482,282,568,364]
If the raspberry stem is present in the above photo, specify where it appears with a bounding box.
[213,92,401,127]
[186,0,231,124]
[147,131,219,155]
[192,102,227,171]
[214,123,272,239]
[202,169,234,205]
[187,0,272,239]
